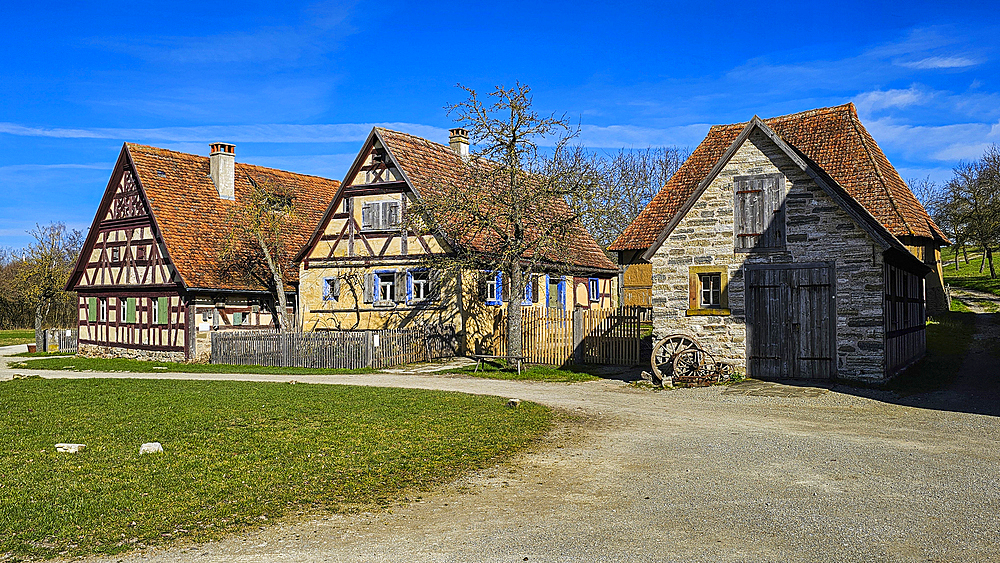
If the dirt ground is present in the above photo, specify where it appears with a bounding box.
[3,301,1000,562]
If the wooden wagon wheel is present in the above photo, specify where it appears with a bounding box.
[650,334,700,383]
[671,348,717,383]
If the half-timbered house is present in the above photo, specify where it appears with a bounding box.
[297,127,619,353]
[66,143,339,361]
[609,104,949,382]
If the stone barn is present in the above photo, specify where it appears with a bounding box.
[610,104,949,382]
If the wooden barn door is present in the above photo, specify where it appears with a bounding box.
[746,264,835,380]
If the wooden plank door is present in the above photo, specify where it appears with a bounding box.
[746,264,835,380]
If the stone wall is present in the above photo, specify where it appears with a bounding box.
[651,129,887,381]
[79,343,186,363]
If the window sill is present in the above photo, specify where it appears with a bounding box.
[373,300,397,308]
[686,308,731,317]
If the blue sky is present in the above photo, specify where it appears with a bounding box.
[1,0,998,248]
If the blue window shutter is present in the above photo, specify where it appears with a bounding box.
[558,278,566,309]
[544,275,550,307]
[406,270,413,303]
[496,271,503,304]
[323,277,331,300]
[523,274,532,305]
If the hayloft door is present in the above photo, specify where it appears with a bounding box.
[746,264,835,380]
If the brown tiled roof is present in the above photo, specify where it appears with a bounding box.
[127,143,340,291]
[609,103,949,251]
[375,128,618,273]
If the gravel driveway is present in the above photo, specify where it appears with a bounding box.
[4,326,1000,562]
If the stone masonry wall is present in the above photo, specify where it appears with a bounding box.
[651,129,886,381]
[79,343,186,363]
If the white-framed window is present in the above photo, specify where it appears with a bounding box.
[409,270,429,301]
[485,271,502,306]
[111,246,120,262]
[99,298,107,322]
[120,297,126,321]
[152,298,159,323]
[522,273,534,306]
[377,272,395,302]
[699,273,722,308]
[589,278,600,302]
[361,200,401,231]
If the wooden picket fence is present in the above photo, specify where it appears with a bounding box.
[211,325,457,370]
[491,307,640,366]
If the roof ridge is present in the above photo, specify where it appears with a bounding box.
[846,107,913,236]
[376,127,454,153]
[708,103,855,132]
[127,142,338,183]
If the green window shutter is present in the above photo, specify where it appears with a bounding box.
[158,297,169,324]
[233,312,243,325]
[127,298,136,323]
[88,298,97,322]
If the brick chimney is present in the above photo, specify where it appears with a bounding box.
[210,142,235,200]
[448,128,469,158]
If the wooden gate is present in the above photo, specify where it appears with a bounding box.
[745,263,835,379]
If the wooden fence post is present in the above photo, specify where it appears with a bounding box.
[364,330,373,368]
[572,307,584,365]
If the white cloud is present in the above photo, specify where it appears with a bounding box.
[863,117,1000,162]
[854,87,928,114]
[897,56,980,69]
[0,122,451,145]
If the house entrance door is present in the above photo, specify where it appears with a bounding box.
[745,263,835,380]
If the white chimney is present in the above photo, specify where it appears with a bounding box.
[448,128,469,159]
[210,142,236,200]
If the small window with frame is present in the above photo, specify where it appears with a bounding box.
[687,266,730,316]
[409,270,429,302]
[588,278,600,303]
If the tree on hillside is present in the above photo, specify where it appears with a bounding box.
[15,223,83,348]
[939,145,1000,278]
[406,83,591,359]
[219,178,304,331]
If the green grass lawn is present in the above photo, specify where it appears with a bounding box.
[0,329,35,347]
[0,378,551,559]
[444,360,602,382]
[941,247,1000,296]
[888,311,978,395]
[8,356,376,375]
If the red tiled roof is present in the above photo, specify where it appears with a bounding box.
[127,143,340,291]
[375,128,618,273]
[609,103,949,251]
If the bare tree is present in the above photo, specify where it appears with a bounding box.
[940,146,1000,278]
[15,223,83,348]
[407,83,591,360]
[219,178,304,331]
[574,146,689,249]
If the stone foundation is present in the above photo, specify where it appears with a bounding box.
[79,343,186,363]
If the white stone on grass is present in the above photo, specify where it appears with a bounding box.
[139,442,164,455]
[55,443,86,453]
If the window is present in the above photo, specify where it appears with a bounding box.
[485,272,501,306]
[152,298,159,324]
[364,271,402,305]
[137,246,146,260]
[99,298,107,322]
[378,274,395,302]
[120,297,127,321]
[734,173,785,252]
[111,247,120,262]
[361,200,401,230]
[323,277,341,301]
[589,278,600,303]
[699,273,722,307]
[522,273,535,306]
[408,270,429,302]
[687,266,730,316]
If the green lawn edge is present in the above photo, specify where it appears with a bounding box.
[442,360,602,382]
[9,356,376,375]
[0,378,553,560]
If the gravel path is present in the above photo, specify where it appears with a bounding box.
[3,332,1000,562]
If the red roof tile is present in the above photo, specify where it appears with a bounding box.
[375,128,618,273]
[609,103,948,251]
[127,143,340,291]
